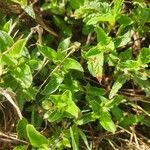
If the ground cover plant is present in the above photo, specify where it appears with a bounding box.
[0,0,150,149]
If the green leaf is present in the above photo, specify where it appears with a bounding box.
[42,73,64,95]
[111,106,124,122]
[74,1,110,21]
[133,74,150,96]
[57,37,71,51]
[90,100,101,115]
[70,127,79,150]
[16,118,28,140]
[28,59,42,71]
[2,54,17,66]
[87,14,115,26]
[61,90,79,118]
[78,128,91,150]
[50,90,80,118]
[90,100,116,133]
[120,114,145,127]
[38,44,57,61]
[11,0,27,6]
[26,124,48,147]
[109,75,128,99]
[47,110,64,122]
[117,15,133,25]
[9,39,26,58]
[105,95,124,108]
[3,19,13,33]
[85,84,106,96]
[63,58,84,72]
[120,60,140,71]
[13,145,28,150]
[12,64,32,88]
[85,46,101,57]
[22,5,35,18]
[76,113,94,125]
[113,0,124,16]
[87,52,104,82]
[57,37,71,60]
[137,48,150,65]
[119,48,132,62]
[0,30,13,52]
[53,16,72,36]
[99,108,116,133]
[69,0,84,9]
[95,26,108,43]
[114,31,132,48]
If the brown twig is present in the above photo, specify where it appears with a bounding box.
[0,88,23,119]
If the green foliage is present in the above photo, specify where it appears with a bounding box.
[1,0,150,149]
[26,124,48,148]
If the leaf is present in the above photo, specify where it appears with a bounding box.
[105,95,124,108]
[133,74,150,96]
[9,39,26,58]
[37,44,57,61]
[2,54,18,66]
[90,100,116,133]
[12,64,32,88]
[0,30,13,52]
[117,14,133,25]
[85,84,106,96]
[57,37,71,60]
[90,100,101,115]
[95,26,108,43]
[85,46,101,57]
[13,145,28,150]
[87,14,115,26]
[16,118,28,140]
[111,106,124,122]
[42,73,64,95]
[63,58,84,72]
[78,128,91,150]
[11,0,27,6]
[50,90,80,118]
[113,0,124,16]
[47,110,63,122]
[3,19,13,33]
[120,114,145,127]
[120,60,140,71]
[57,37,71,51]
[61,90,79,118]
[119,48,132,62]
[69,0,84,9]
[109,75,128,99]
[87,52,104,82]
[74,1,110,21]
[53,16,72,36]
[137,48,150,65]
[70,127,79,150]
[22,5,35,18]
[114,31,132,48]
[99,107,116,133]
[76,113,94,125]
[26,124,48,147]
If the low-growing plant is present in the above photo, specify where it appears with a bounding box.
[0,0,150,149]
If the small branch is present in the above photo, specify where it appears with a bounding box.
[38,42,81,91]
[0,88,23,119]
[0,131,28,144]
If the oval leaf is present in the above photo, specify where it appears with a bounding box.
[9,38,26,58]
[99,108,116,133]
[42,73,64,95]
[26,124,48,147]
[63,58,84,72]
